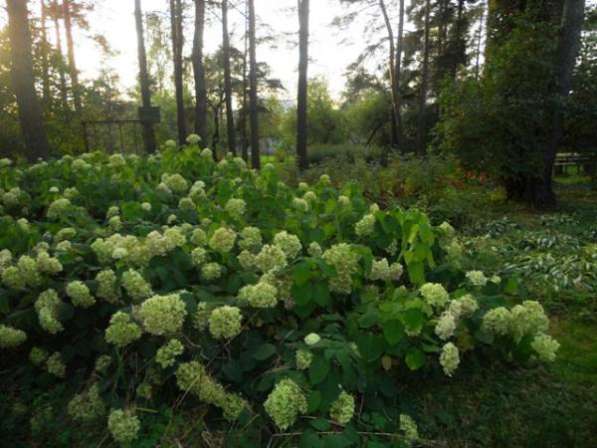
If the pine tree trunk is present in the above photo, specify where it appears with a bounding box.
[416,0,431,156]
[240,3,249,162]
[379,0,398,149]
[192,0,208,144]
[248,0,260,169]
[296,0,310,171]
[40,0,51,107]
[62,0,81,114]
[135,0,156,153]
[222,0,237,155]
[52,0,69,112]
[395,0,405,151]
[170,0,186,145]
[451,0,466,79]
[6,0,50,161]
[475,3,485,80]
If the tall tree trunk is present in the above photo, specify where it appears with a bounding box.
[541,0,585,207]
[222,0,237,155]
[379,0,398,148]
[475,2,485,80]
[296,0,310,171]
[6,0,50,161]
[52,0,69,112]
[451,0,466,79]
[135,0,157,153]
[212,104,221,152]
[63,0,81,114]
[395,0,405,151]
[240,1,249,162]
[40,0,51,106]
[248,0,260,169]
[170,0,186,144]
[192,0,208,144]
[416,0,431,156]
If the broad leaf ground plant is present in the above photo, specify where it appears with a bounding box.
[0,143,559,447]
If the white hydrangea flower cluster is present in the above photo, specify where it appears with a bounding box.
[108,154,126,168]
[46,352,66,377]
[95,355,112,373]
[399,414,420,444]
[106,205,120,219]
[439,342,460,376]
[108,409,140,445]
[0,324,27,348]
[435,311,457,341]
[273,231,302,259]
[191,247,208,267]
[105,312,142,347]
[434,294,479,344]
[201,262,223,280]
[35,251,63,274]
[35,289,64,334]
[121,269,153,301]
[161,173,189,194]
[510,300,549,342]
[295,349,313,370]
[209,227,237,253]
[18,255,42,287]
[138,293,187,335]
[186,133,201,145]
[447,294,479,319]
[466,270,488,287]
[322,243,360,294]
[255,244,287,273]
[264,379,307,430]
[238,226,262,251]
[96,269,121,303]
[303,191,317,203]
[329,391,355,425]
[0,249,12,272]
[176,360,248,421]
[419,283,450,308]
[47,198,71,219]
[355,213,376,237]
[191,227,207,246]
[482,307,512,336]
[91,234,139,264]
[66,280,96,308]
[178,197,195,210]
[368,258,403,282]
[531,333,560,362]
[308,242,322,257]
[304,333,321,346]
[225,198,247,219]
[292,197,309,212]
[238,250,257,270]
[67,384,105,422]
[238,281,278,308]
[209,306,243,339]
[155,339,184,368]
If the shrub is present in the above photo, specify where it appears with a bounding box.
[0,146,557,444]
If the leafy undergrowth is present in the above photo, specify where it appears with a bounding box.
[459,180,597,321]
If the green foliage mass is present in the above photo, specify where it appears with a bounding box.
[0,144,559,446]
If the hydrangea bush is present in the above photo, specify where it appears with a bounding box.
[0,146,558,446]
